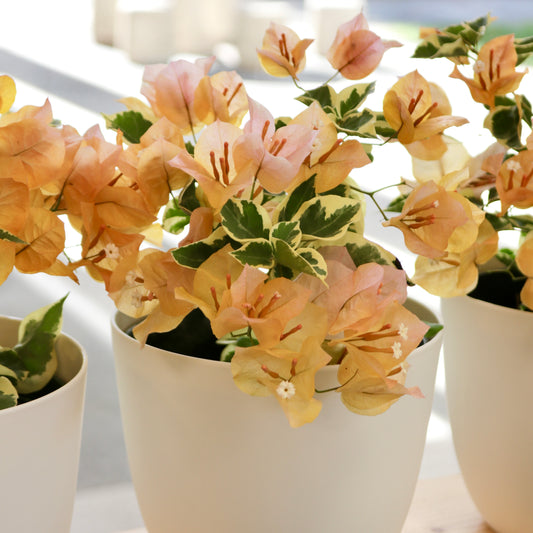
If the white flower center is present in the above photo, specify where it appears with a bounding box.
[473,60,486,74]
[125,270,138,286]
[507,159,522,173]
[276,380,296,400]
[104,243,120,260]
[398,323,409,340]
[392,341,403,359]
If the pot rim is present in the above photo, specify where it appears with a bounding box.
[443,294,532,321]
[111,296,443,373]
[0,315,88,417]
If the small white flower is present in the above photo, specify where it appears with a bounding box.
[398,323,409,340]
[392,342,403,359]
[104,243,120,260]
[130,292,143,309]
[507,159,522,173]
[276,380,296,400]
[473,60,485,74]
[125,270,138,286]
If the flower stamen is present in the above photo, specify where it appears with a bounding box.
[280,323,303,340]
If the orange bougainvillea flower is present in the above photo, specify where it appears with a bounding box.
[289,102,370,193]
[257,22,314,79]
[235,98,318,194]
[14,206,70,277]
[231,335,331,427]
[173,244,246,324]
[326,12,401,80]
[194,70,249,128]
[450,34,527,108]
[412,219,499,297]
[61,125,122,216]
[0,99,66,189]
[119,117,189,212]
[0,177,29,235]
[383,181,483,259]
[141,57,216,134]
[169,120,257,210]
[383,71,468,148]
[516,233,533,310]
[211,264,311,348]
[495,149,533,213]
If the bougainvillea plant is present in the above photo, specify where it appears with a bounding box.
[0,13,530,424]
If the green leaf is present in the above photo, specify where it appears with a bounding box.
[14,295,67,394]
[423,323,444,344]
[412,15,490,60]
[0,229,26,244]
[178,179,201,214]
[296,85,335,113]
[106,110,153,144]
[277,175,317,222]
[387,193,409,213]
[487,212,533,232]
[345,235,396,267]
[231,240,274,269]
[373,112,397,138]
[270,221,302,248]
[221,198,271,242]
[337,109,377,138]
[162,199,190,234]
[484,105,522,150]
[296,196,361,241]
[172,227,231,269]
[272,240,328,280]
[0,376,18,410]
[338,83,375,116]
[0,349,26,381]
[515,35,533,65]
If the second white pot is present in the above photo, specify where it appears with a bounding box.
[442,296,533,533]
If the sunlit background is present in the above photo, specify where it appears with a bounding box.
[1,1,532,531]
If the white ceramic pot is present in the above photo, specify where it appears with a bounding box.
[441,296,533,533]
[112,300,442,533]
[0,316,87,533]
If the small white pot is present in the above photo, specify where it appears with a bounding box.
[441,296,533,533]
[0,316,87,533]
[112,300,442,533]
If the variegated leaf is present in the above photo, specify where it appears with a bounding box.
[172,227,231,269]
[272,239,328,280]
[295,196,361,241]
[0,376,18,409]
[15,295,67,394]
[277,175,316,222]
[231,239,275,269]
[270,220,302,249]
[221,198,271,242]
[162,199,190,234]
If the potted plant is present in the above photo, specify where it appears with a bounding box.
[393,15,532,533]
[96,13,457,532]
[0,76,88,533]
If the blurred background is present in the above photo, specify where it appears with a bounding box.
[1,0,532,531]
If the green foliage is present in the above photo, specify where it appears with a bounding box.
[0,229,26,244]
[162,199,190,234]
[296,83,381,138]
[105,110,153,144]
[412,15,491,60]
[172,227,231,269]
[0,296,67,410]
